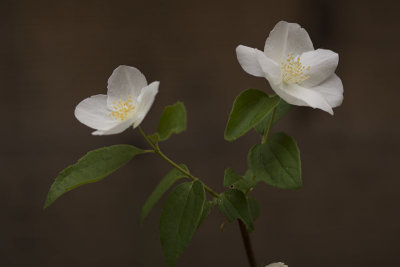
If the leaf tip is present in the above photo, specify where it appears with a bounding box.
[43,193,54,210]
[223,131,235,142]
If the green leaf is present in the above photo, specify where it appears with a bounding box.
[44,145,144,209]
[255,98,292,135]
[244,169,256,182]
[247,198,260,221]
[217,189,254,231]
[141,164,189,223]
[223,168,255,191]
[160,181,205,267]
[248,132,302,189]
[156,102,187,141]
[224,89,280,141]
[197,199,216,229]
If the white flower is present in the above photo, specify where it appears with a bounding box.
[266,262,288,267]
[75,65,159,135]
[236,21,343,115]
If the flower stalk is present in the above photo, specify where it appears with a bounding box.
[138,126,219,198]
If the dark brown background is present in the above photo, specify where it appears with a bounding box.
[1,0,399,266]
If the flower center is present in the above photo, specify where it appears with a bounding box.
[109,96,135,121]
[280,52,310,84]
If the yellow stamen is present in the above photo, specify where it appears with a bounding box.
[109,95,135,121]
[281,52,310,84]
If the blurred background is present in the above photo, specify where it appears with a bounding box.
[1,0,399,266]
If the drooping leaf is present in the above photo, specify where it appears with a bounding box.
[223,168,255,191]
[197,199,216,229]
[217,189,254,231]
[248,132,302,189]
[160,181,205,267]
[255,98,292,135]
[141,164,189,223]
[224,89,280,141]
[155,101,187,141]
[247,197,260,221]
[44,145,144,209]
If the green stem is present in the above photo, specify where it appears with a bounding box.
[138,127,157,150]
[138,127,219,198]
[261,107,276,144]
[157,149,219,197]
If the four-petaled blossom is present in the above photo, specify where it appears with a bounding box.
[75,65,159,135]
[266,262,288,267]
[236,21,343,115]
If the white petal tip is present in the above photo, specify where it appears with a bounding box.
[108,65,143,85]
[265,262,288,267]
[235,45,266,77]
[131,122,140,129]
[91,131,104,136]
[235,44,247,52]
[151,81,160,89]
[236,45,257,56]
[316,106,333,115]
[113,65,140,73]
[325,107,334,115]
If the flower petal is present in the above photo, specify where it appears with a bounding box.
[107,65,148,108]
[299,49,338,87]
[236,45,265,77]
[310,74,343,108]
[264,21,314,63]
[272,83,333,115]
[92,118,135,135]
[74,94,121,131]
[132,81,159,128]
[255,50,281,85]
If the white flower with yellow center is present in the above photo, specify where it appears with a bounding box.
[75,65,159,135]
[236,21,343,115]
[266,262,288,267]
